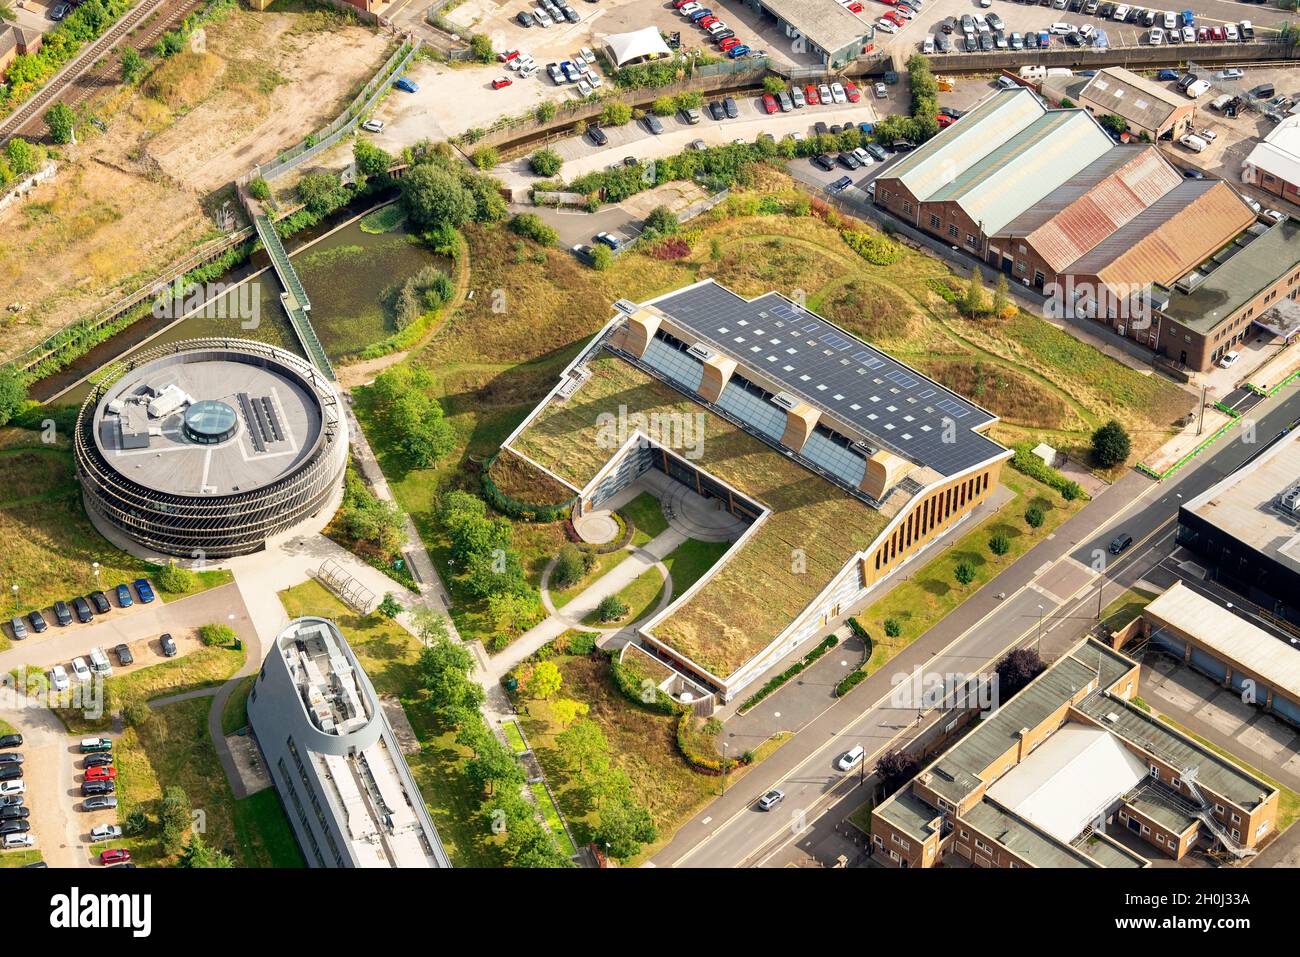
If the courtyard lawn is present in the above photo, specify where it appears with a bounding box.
[856,469,1084,673]
[582,565,667,628]
[54,645,246,734]
[503,719,527,754]
[623,491,669,546]
[549,548,630,610]
[530,781,579,857]
[220,675,256,735]
[278,579,507,867]
[847,797,875,835]
[1100,587,1160,634]
[111,696,299,867]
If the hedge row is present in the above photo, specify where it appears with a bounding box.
[481,468,576,523]
[739,635,839,713]
[1009,442,1085,501]
[563,509,634,555]
[835,620,873,697]
[675,712,745,776]
[608,654,679,715]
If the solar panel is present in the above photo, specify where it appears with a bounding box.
[646,285,1000,476]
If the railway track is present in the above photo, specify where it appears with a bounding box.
[0,0,203,143]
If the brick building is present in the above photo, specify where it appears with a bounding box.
[871,638,1279,867]
[1077,67,1197,142]
[0,25,40,79]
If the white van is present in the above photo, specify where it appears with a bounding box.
[1113,4,1130,20]
[923,34,935,53]
[1185,79,1211,99]
[1019,65,1048,81]
[1180,133,1208,152]
[88,646,112,677]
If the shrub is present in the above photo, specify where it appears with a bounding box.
[989,533,1011,558]
[641,204,680,238]
[122,697,151,728]
[508,212,558,246]
[589,244,613,271]
[836,670,868,696]
[884,618,902,638]
[566,631,598,655]
[529,147,563,177]
[763,75,787,95]
[553,544,587,589]
[1091,419,1131,468]
[601,101,633,126]
[596,595,628,622]
[1009,442,1088,501]
[954,560,976,586]
[1025,504,1045,528]
[377,593,402,619]
[156,562,194,594]
[609,656,678,714]
[123,808,150,836]
[199,623,237,648]
[650,95,676,116]
[648,237,690,260]
[470,33,495,63]
[739,635,837,711]
[472,146,498,170]
[841,228,902,265]
[248,177,271,202]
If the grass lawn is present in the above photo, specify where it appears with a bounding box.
[1100,587,1159,634]
[530,781,579,857]
[581,537,731,628]
[278,579,507,867]
[856,469,1084,673]
[623,491,669,546]
[502,719,527,753]
[112,697,298,867]
[54,645,245,734]
[549,548,629,610]
[0,718,15,735]
[220,675,256,735]
[847,797,875,835]
[582,565,667,627]
[0,849,42,867]
[1155,714,1300,832]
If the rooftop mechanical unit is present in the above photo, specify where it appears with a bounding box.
[770,391,800,411]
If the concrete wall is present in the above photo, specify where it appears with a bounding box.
[925,40,1296,76]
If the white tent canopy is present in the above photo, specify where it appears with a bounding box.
[603,27,672,68]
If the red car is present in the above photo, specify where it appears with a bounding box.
[1210,25,1224,40]
[936,114,954,129]
[85,765,118,782]
[99,849,131,865]
[844,81,861,103]
[491,76,512,90]
[848,1,864,10]
[883,12,904,26]
[497,50,518,63]
[699,15,718,27]
[804,84,820,105]
[719,36,742,50]
[761,93,778,114]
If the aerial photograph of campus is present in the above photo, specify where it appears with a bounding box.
[1,0,1299,910]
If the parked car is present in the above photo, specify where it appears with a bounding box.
[88,591,110,615]
[160,633,178,657]
[0,795,22,808]
[114,643,134,666]
[83,797,118,812]
[1220,350,1242,368]
[594,232,622,251]
[0,806,29,821]
[837,151,861,170]
[0,766,21,782]
[84,754,113,769]
[707,99,725,120]
[50,665,70,693]
[360,119,384,133]
[1109,532,1134,555]
[0,753,23,766]
[81,781,115,797]
[99,849,131,866]
[0,820,30,836]
[679,106,702,124]
[0,735,21,750]
[1217,68,1244,80]
[72,597,93,624]
[491,76,512,89]
[828,175,853,194]
[70,657,91,683]
[874,82,888,100]
[80,737,113,754]
[723,96,739,118]
[777,91,793,112]
[517,10,535,27]
[85,765,117,782]
[7,616,25,641]
[2,833,33,849]
[133,579,155,604]
[865,142,888,161]
[811,154,835,172]
[761,93,778,115]
[392,77,418,94]
[53,601,72,626]
[27,610,47,633]
[757,788,785,810]
[571,244,596,265]
[642,114,664,135]
[0,781,25,797]
[90,824,123,842]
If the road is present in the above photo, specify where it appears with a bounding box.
[651,378,1300,869]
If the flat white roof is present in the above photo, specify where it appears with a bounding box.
[985,724,1148,842]
[1146,581,1300,700]
[1244,114,1300,187]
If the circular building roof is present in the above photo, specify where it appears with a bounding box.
[90,346,328,497]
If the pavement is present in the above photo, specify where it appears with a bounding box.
[650,376,1300,868]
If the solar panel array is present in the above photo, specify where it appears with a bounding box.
[648,283,1005,477]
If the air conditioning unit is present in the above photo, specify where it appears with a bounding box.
[687,343,715,362]
[1281,485,1300,514]
[770,391,800,411]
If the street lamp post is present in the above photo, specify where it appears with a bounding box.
[10,584,17,614]
[92,561,100,591]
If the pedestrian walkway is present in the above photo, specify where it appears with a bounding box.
[254,214,334,380]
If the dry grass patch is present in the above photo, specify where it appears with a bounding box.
[488,450,575,505]
[916,358,1082,432]
[143,51,227,110]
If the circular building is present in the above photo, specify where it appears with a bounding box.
[75,338,348,559]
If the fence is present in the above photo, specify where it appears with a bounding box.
[926,38,1300,76]
[249,39,421,183]
[676,187,730,225]
[316,559,377,615]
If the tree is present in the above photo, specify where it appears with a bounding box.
[527,660,562,700]
[377,593,402,619]
[120,46,145,84]
[121,696,151,728]
[589,244,613,270]
[1098,114,1128,137]
[5,138,38,177]
[535,101,557,122]
[296,171,348,216]
[160,786,192,852]
[1025,504,1045,528]
[954,560,976,587]
[123,808,149,837]
[762,75,787,95]
[962,268,986,317]
[996,647,1045,700]
[593,798,657,861]
[412,607,451,645]
[176,831,234,868]
[989,532,1011,559]
[1091,419,1131,468]
[874,749,920,797]
[354,138,392,179]
[45,103,75,144]
[416,637,484,724]
[596,594,627,622]
[992,272,1010,317]
[472,145,498,170]
[401,162,475,231]
[641,204,679,239]
[552,544,587,589]
[465,737,524,796]
[470,32,494,63]
[156,561,194,593]
[556,717,605,774]
[199,623,236,647]
[248,177,271,202]
[884,618,902,638]
[529,148,563,177]
[551,698,589,729]
[601,101,632,126]
[0,365,25,428]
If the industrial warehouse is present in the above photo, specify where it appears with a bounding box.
[871,638,1279,868]
[872,87,1300,372]
[503,280,1011,703]
[74,338,349,559]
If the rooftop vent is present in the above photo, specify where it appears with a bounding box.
[1104,712,1120,723]
[1279,485,1300,515]
[1174,270,1207,294]
[687,343,716,362]
[612,299,638,315]
[770,391,800,411]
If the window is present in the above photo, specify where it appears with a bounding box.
[1016,260,1026,274]
[929,214,941,229]
[959,829,969,839]
[873,834,883,846]
[1141,824,1150,834]
[947,224,958,238]
[966,233,978,248]
[1150,765,1159,779]
[880,188,890,201]
[903,201,913,215]
[1231,812,1241,824]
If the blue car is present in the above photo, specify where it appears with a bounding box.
[726,45,750,59]
[393,77,418,93]
[1181,9,1194,28]
[1156,68,1179,81]
[688,8,712,22]
[132,579,155,604]
[115,583,133,608]
[858,122,874,134]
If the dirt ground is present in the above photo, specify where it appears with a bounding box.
[0,7,393,365]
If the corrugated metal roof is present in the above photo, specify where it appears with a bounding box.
[886,89,1046,201]
[1001,147,1183,271]
[963,799,1098,867]
[757,0,873,53]
[1080,67,1189,131]
[927,110,1114,236]
[1146,581,1300,702]
[1064,181,1255,287]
